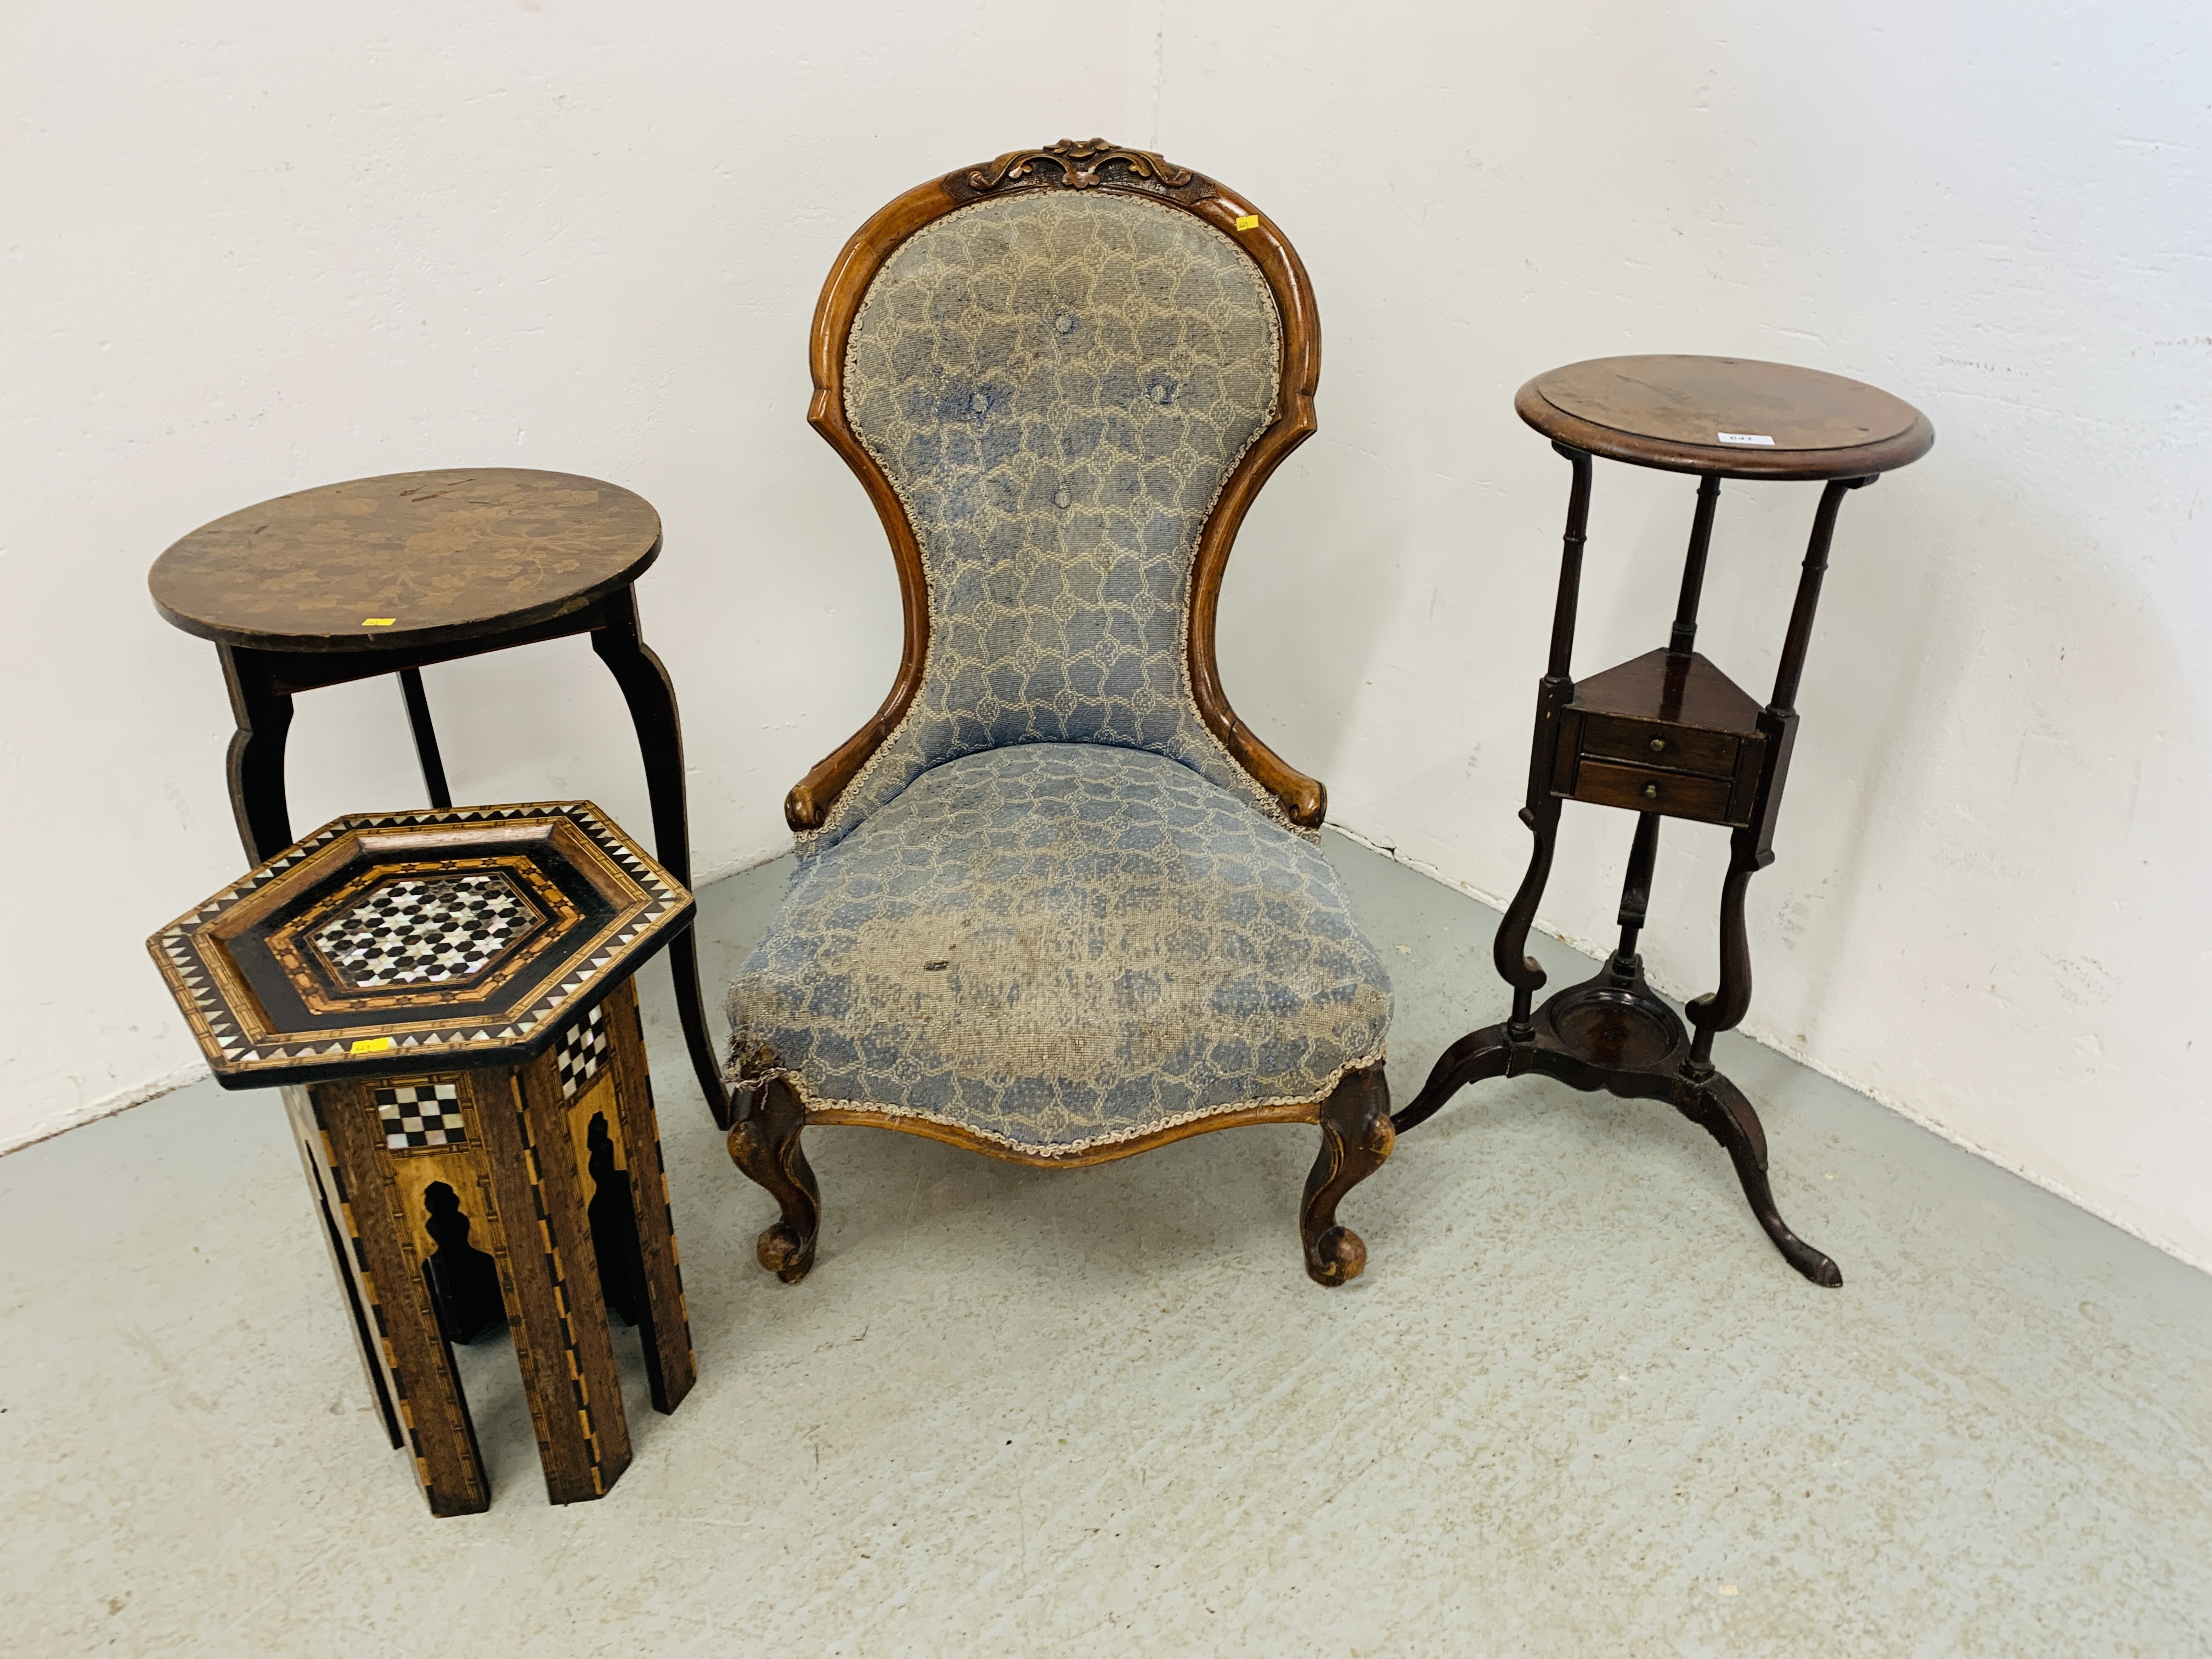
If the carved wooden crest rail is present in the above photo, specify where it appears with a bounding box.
[965,137,1196,193]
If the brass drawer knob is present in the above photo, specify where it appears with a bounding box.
[1642,783,1658,799]
[1649,737,1666,753]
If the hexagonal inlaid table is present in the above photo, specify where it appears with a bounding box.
[147,801,698,1516]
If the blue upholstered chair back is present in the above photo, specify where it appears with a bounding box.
[806,189,1289,850]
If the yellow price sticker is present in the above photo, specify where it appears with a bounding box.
[1233,213,1260,231]
[361,617,397,627]
[349,1036,394,1053]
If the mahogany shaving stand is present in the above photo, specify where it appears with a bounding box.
[1396,355,1933,1286]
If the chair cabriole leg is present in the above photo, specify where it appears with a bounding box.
[1301,1064,1394,1286]
[729,1077,821,1284]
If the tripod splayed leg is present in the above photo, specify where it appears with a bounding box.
[1393,445,1853,1286]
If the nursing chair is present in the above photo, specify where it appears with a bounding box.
[724,140,1395,1286]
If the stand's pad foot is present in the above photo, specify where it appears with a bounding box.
[1675,1069,1842,1288]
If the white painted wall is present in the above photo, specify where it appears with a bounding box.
[5,4,2207,1269]
[1152,2,2212,1267]
[0,3,1128,1142]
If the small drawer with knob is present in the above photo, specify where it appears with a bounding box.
[1578,714,1740,778]
[1568,759,1739,823]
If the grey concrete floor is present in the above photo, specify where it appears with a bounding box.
[5,833,2210,1656]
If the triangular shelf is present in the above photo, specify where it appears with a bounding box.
[1571,650,1763,734]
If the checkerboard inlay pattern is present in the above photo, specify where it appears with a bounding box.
[556,1006,610,1099]
[315,873,534,989]
[378,1082,467,1150]
[150,803,690,1080]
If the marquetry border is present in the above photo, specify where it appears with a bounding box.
[509,1065,614,1497]
[148,801,692,1085]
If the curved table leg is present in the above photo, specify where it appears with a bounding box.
[219,646,297,862]
[659,934,725,1126]
[397,666,453,809]
[592,590,731,1127]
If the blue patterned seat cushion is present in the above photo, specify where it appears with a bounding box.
[728,745,1391,1155]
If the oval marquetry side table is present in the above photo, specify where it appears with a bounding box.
[1395,355,1934,1287]
[148,467,730,1126]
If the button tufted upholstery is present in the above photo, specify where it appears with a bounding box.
[727,160,1392,1194]
[812,189,1288,849]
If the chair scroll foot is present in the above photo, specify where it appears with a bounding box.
[1301,1065,1395,1287]
[727,1077,821,1284]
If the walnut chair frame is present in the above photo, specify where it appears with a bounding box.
[727,140,1393,1288]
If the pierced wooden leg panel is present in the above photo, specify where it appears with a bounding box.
[312,1081,490,1517]
[728,1077,821,1284]
[484,1059,635,1505]
[603,980,697,1414]
[280,1085,404,1451]
[1301,1065,1395,1287]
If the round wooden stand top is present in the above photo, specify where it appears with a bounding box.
[150,468,663,656]
[1516,356,1933,480]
